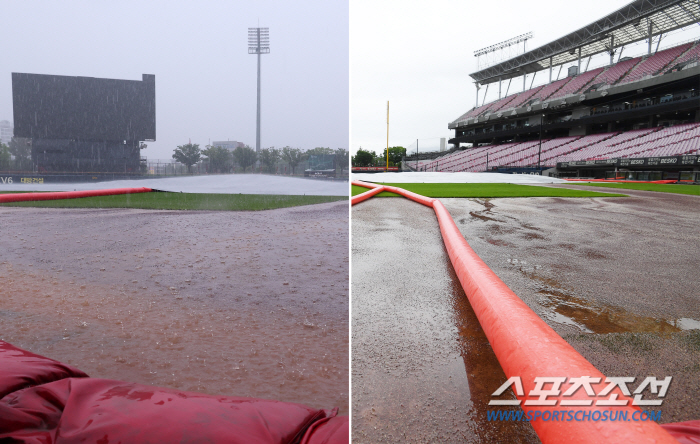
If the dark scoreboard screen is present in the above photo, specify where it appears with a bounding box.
[12,72,155,142]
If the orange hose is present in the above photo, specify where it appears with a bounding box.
[0,187,153,203]
[352,180,679,443]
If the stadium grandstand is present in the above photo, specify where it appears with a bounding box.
[407,0,700,180]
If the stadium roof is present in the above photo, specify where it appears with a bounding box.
[470,0,700,85]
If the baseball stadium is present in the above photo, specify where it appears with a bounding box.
[352,1,700,443]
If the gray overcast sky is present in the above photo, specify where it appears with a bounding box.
[1,0,348,160]
[350,0,697,155]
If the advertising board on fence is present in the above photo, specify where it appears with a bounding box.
[557,156,699,169]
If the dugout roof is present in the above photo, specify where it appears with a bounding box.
[470,0,700,85]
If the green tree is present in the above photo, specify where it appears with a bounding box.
[387,146,406,166]
[0,143,11,171]
[202,145,232,173]
[282,146,304,175]
[306,147,335,156]
[352,148,374,167]
[9,137,32,171]
[233,145,257,172]
[172,143,201,173]
[334,148,349,174]
[259,147,281,173]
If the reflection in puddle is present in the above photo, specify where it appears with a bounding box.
[446,260,539,443]
[352,199,538,443]
[676,318,700,331]
[544,311,593,333]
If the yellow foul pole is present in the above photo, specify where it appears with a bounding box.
[386,101,389,172]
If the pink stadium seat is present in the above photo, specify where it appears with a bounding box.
[619,43,693,84]
[595,57,641,85]
[665,41,700,70]
[549,67,605,99]
[531,78,571,102]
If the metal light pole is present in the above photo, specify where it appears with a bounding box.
[386,101,389,172]
[248,27,270,154]
[538,113,544,172]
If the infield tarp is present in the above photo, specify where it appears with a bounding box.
[352,171,568,184]
[0,175,348,196]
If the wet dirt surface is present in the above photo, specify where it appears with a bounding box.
[351,198,538,443]
[0,201,349,414]
[442,187,700,423]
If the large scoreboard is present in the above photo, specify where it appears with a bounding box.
[12,73,155,142]
[11,73,155,173]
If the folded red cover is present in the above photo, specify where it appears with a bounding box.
[0,341,348,444]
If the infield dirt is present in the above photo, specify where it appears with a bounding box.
[352,189,699,442]
[0,200,349,413]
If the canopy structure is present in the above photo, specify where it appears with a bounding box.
[471,0,700,85]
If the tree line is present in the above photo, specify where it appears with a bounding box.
[0,138,350,176]
[351,147,406,167]
[0,138,32,171]
[172,144,349,175]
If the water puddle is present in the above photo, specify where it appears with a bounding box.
[484,237,516,248]
[447,262,539,443]
[676,318,700,330]
[0,261,348,414]
[469,211,499,222]
[352,199,538,443]
[520,269,682,334]
[469,199,501,222]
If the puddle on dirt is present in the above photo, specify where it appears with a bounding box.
[583,250,608,260]
[352,199,538,443]
[469,199,501,222]
[519,269,681,334]
[0,262,349,414]
[446,259,539,443]
[484,237,516,248]
[487,224,516,236]
[469,211,499,222]
[676,318,700,330]
[521,232,546,241]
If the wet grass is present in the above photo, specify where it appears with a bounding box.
[571,183,700,195]
[0,191,347,211]
[351,183,627,198]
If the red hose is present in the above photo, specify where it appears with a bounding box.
[0,187,153,203]
[351,185,386,205]
[564,179,676,184]
[352,180,680,443]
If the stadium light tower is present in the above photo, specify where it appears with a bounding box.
[248,27,270,154]
[473,32,533,105]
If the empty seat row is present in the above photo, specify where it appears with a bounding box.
[620,43,693,84]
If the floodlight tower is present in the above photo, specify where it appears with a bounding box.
[248,27,270,154]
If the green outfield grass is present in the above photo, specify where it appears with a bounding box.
[352,183,627,198]
[571,182,700,196]
[0,191,348,211]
